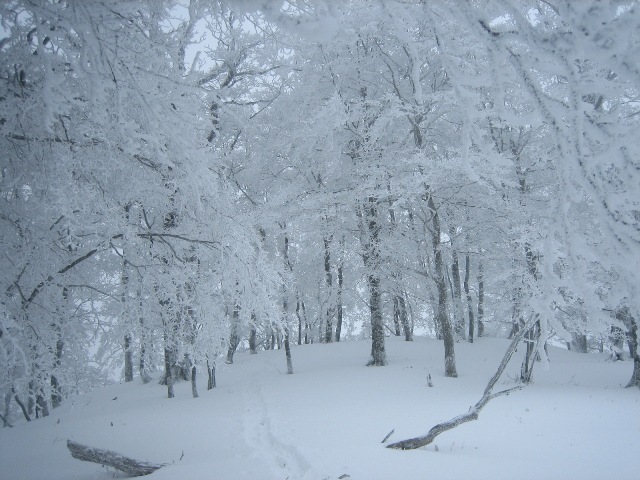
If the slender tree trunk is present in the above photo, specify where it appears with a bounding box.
[12,389,31,422]
[450,228,465,339]
[138,284,151,384]
[428,192,457,377]
[336,262,344,342]
[628,352,640,389]
[398,294,412,341]
[51,336,64,408]
[323,236,333,343]
[465,255,475,343]
[27,380,35,417]
[206,359,216,390]
[296,299,303,346]
[388,197,407,341]
[509,287,522,339]
[520,320,540,383]
[36,390,49,418]
[282,230,294,373]
[477,262,485,337]
[249,313,258,354]
[624,312,640,388]
[226,305,240,364]
[284,327,293,375]
[520,242,541,382]
[361,198,387,367]
[51,287,67,407]
[124,334,134,382]
[163,342,174,399]
[3,392,12,427]
[393,296,402,336]
[191,365,198,398]
[120,210,134,384]
[271,329,276,350]
[366,274,387,366]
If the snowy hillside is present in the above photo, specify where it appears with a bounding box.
[1,337,638,480]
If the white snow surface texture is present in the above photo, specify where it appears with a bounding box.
[1,336,638,480]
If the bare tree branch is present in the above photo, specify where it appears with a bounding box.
[387,318,533,450]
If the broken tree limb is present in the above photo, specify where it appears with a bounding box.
[381,428,395,443]
[387,319,533,450]
[66,440,164,476]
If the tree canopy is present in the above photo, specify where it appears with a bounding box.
[1,0,638,418]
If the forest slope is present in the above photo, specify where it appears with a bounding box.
[1,337,638,480]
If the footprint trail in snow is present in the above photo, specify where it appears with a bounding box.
[242,384,316,480]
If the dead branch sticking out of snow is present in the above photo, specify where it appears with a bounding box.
[387,322,531,450]
[66,440,164,476]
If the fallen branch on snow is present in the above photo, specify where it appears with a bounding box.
[387,321,532,450]
[66,440,164,476]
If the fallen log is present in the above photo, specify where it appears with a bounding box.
[387,318,533,450]
[66,440,164,476]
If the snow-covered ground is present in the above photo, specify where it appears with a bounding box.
[1,336,638,480]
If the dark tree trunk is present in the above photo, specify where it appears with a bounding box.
[12,389,31,422]
[282,230,294,374]
[3,392,12,427]
[520,243,541,383]
[191,365,198,398]
[509,286,522,339]
[124,334,134,382]
[323,236,333,343]
[450,232,464,339]
[226,305,240,364]
[269,326,276,350]
[120,228,134,384]
[296,299,303,346]
[51,288,67,407]
[465,255,475,343]
[50,373,62,409]
[336,263,344,342]
[51,336,64,408]
[392,296,402,336]
[623,311,640,388]
[226,332,240,364]
[27,380,35,416]
[477,262,485,337]
[366,274,387,366]
[163,344,174,399]
[570,333,588,353]
[249,313,258,354]
[1,389,12,426]
[520,320,540,383]
[206,359,216,390]
[284,327,293,375]
[361,198,387,367]
[36,391,48,418]
[628,352,640,389]
[138,285,151,384]
[398,294,412,341]
[428,193,457,377]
